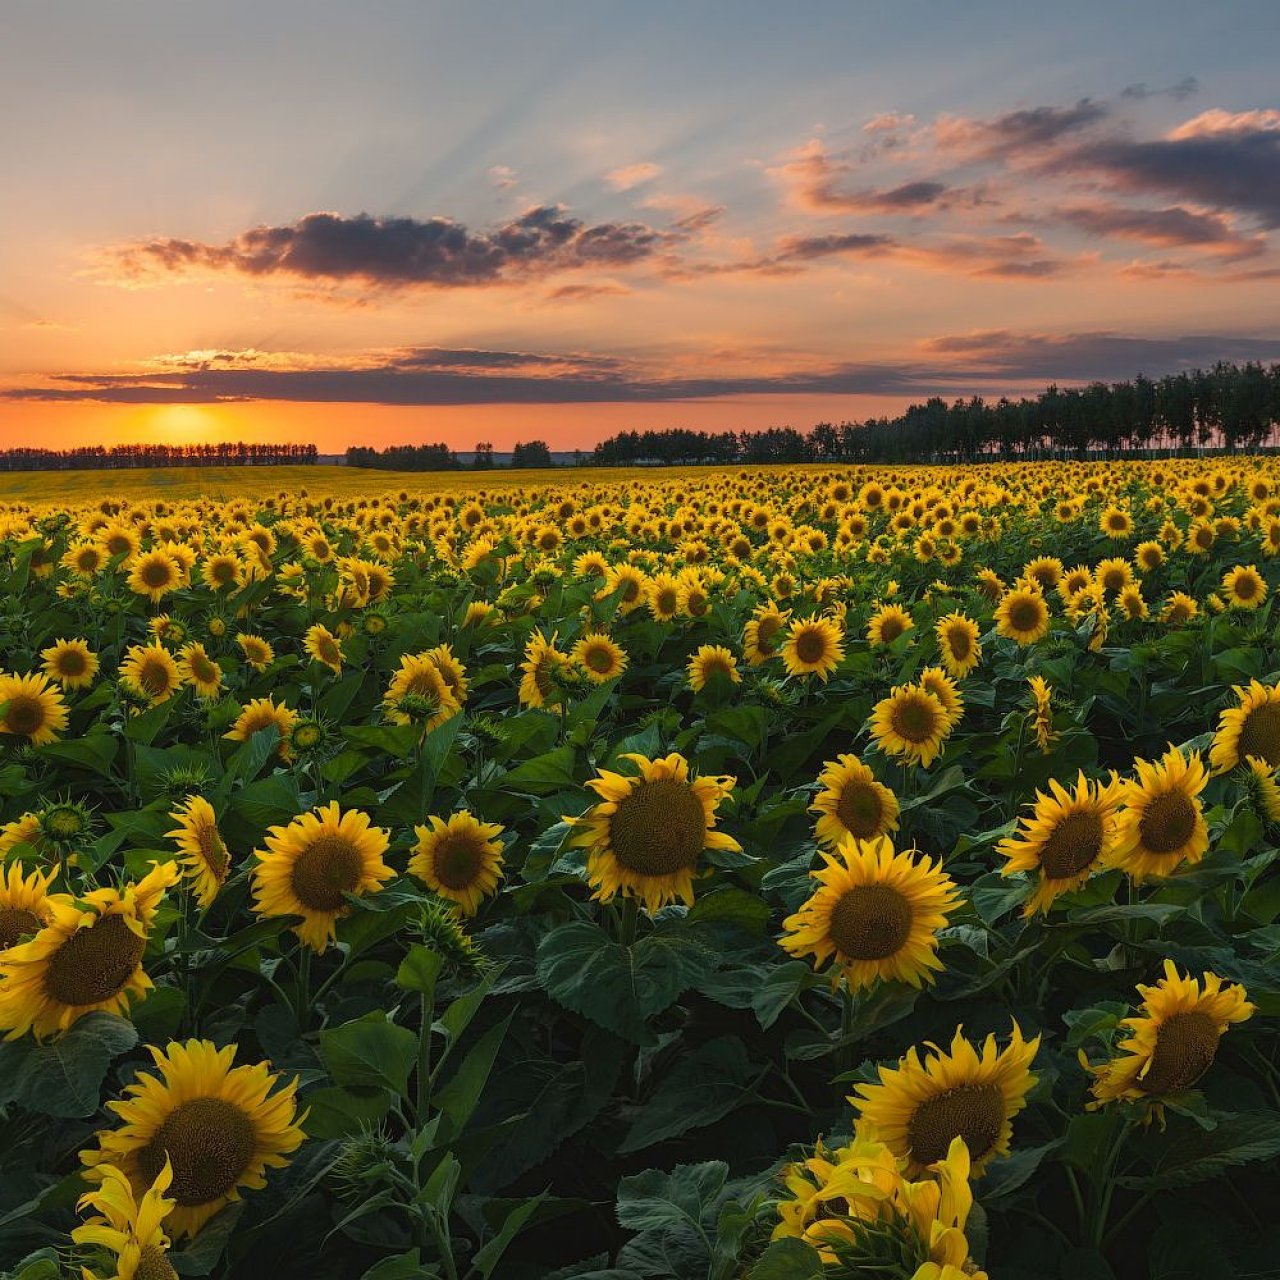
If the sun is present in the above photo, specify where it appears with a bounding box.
[139,404,221,440]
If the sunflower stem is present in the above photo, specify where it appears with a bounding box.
[619,896,639,948]
[416,988,435,1121]
[293,944,312,1028]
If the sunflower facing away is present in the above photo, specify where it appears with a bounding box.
[81,1039,305,1240]
[565,752,739,912]
[1209,679,1280,774]
[869,683,951,768]
[780,616,845,681]
[1113,745,1210,882]
[166,796,230,910]
[0,862,63,952]
[0,861,178,1040]
[851,1023,1040,1175]
[409,811,506,916]
[780,836,960,991]
[0,670,70,746]
[810,754,900,848]
[252,802,393,952]
[73,1160,176,1280]
[934,613,981,679]
[1085,961,1253,1113]
[998,772,1124,915]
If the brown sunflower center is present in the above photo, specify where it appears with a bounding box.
[794,628,828,664]
[317,636,341,664]
[878,615,906,644]
[138,659,172,696]
[57,650,87,677]
[608,779,707,877]
[140,560,173,588]
[906,1083,1005,1167]
[1038,811,1105,880]
[1233,574,1260,601]
[432,834,485,890]
[946,628,972,661]
[1138,790,1198,856]
[135,1243,179,1280]
[757,616,783,646]
[0,907,41,950]
[191,655,220,684]
[1007,599,1043,633]
[655,589,678,614]
[533,653,558,697]
[138,1097,257,1207]
[289,834,363,911]
[43,913,146,1006]
[4,695,45,737]
[197,823,231,881]
[834,781,884,839]
[1238,703,1280,768]
[1139,1010,1221,1095]
[890,695,940,745]
[585,645,615,674]
[828,884,912,960]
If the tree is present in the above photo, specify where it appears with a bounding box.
[473,442,495,470]
[511,440,554,468]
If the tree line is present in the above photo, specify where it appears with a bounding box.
[589,361,1280,465]
[344,440,556,470]
[0,443,318,472]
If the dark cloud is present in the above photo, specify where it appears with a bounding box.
[1121,77,1199,102]
[105,206,674,288]
[9,332,1278,408]
[1063,121,1280,227]
[1055,203,1263,256]
[936,98,1110,158]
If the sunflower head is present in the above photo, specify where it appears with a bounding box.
[811,754,900,848]
[408,811,505,917]
[1114,745,1210,883]
[1209,680,1280,774]
[995,588,1050,646]
[869,684,951,769]
[781,616,845,681]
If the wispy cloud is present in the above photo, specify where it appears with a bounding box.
[605,161,663,191]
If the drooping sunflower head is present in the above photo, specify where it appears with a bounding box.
[998,772,1124,914]
[0,671,70,746]
[994,587,1050,646]
[1086,961,1253,1111]
[81,1038,306,1240]
[869,684,951,769]
[1160,591,1199,625]
[687,644,741,693]
[572,632,628,684]
[934,613,981,679]
[851,1022,1041,1175]
[781,616,845,681]
[0,861,179,1040]
[167,796,230,911]
[518,629,567,709]
[72,1159,177,1280]
[780,835,960,992]
[385,653,462,730]
[1113,745,1210,883]
[408,811,505,916]
[565,752,739,913]
[1210,680,1280,774]
[251,802,393,952]
[40,637,99,691]
[811,754,900,848]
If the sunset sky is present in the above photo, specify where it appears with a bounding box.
[2,0,1279,452]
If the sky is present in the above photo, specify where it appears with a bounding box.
[2,0,1279,453]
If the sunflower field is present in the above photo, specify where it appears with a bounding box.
[1,460,1279,1280]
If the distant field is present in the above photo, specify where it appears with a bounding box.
[0,462,769,503]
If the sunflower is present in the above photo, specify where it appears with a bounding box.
[997,772,1123,914]
[126,549,182,603]
[202,551,244,591]
[251,802,393,952]
[166,796,230,910]
[408,811,505,916]
[811,755,900,847]
[518,629,568,708]
[919,667,963,730]
[780,836,959,991]
[564,752,739,913]
[73,1160,176,1280]
[1026,674,1055,752]
[119,644,182,707]
[0,861,178,1040]
[384,653,462,730]
[646,573,683,622]
[781,616,845,681]
[1246,755,1280,825]
[994,587,1050,646]
[0,671,69,745]
[1210,679,1280,774]
[599,563,648,614]
[572,632,628,684]
[687,644,741,692]
[866,604,914,648]
[0,812,46,861]
[225,697,298,759]
[851,1023,1040,1175]
[40,637,99,691]
[869,684,951,768]
[1160,591,1199,625]
[304,623,344,674]
[934,613,981,679]
[1222,564,1267,609]
[0,862,62,952]
[743,603,789,666]
[177,642,224,701]
[1113,745,1210,882]
[231,632,275,672]
[81,1039,305,1240]
[424,644,469,705]
[1085,961,1253,1111]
